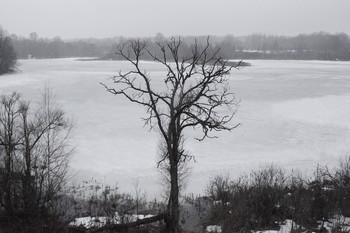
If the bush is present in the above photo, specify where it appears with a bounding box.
[207,165,288,232]
[206,160,350,232]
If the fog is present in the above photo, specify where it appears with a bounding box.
[1,0,350,39]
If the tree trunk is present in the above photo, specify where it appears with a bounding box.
[85,213,168,233]
[4,151,13,215]
[168,150,180,233]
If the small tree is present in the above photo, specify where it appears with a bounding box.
[102,37,239,233]
[0,27,17,75]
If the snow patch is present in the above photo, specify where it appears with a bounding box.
[69,213,155,229]
[206,225,222,233]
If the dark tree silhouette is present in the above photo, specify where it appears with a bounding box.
[0,27,17,75]
[102,37,239,233]
[0,90,73,232]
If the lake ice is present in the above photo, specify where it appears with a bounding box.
[1,58,350,198]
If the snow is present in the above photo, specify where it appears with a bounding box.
[254,220,299,233]
[1,58,350,198]
[69,213,155,228]
[252,217,350,233]
[206,225,222,233]
[205,220,298,233]
[70,216,350,232]
[70,216,110,228]
[323,216,350,232]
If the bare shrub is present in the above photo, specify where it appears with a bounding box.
[206,165,288,232]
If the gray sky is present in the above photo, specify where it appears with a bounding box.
[1,0,350,39]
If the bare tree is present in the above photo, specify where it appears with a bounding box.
[0,90,73,230]
[34,88,74,209]
[101,37,239,233]
[0,92,22,216]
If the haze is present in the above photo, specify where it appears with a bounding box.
[1,0,350,39]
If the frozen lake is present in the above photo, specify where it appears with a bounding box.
[1,58,350,198]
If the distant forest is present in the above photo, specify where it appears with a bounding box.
[11,32,350,61]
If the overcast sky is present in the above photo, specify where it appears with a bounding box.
[1,0,350,39]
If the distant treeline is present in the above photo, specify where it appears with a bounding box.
[11,32,350,61]
[233,32,350,60]
[11,32,101,58]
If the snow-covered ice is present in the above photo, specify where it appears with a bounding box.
[1,58,350,198]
